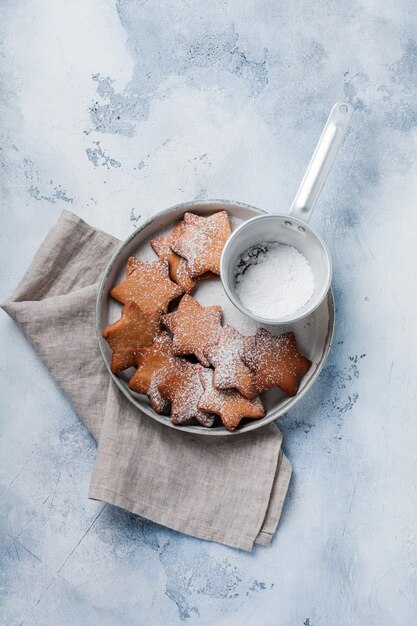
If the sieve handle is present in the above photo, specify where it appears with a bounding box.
[289,102,353,223]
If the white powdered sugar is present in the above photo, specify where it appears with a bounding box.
[234,242,315,318]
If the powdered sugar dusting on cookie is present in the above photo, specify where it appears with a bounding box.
[110,257,183,315]
[147,366,172,413]
[208,325,256,398]
[150,232,196,292]
[102,301,159,373]
[256,330,300,376]
[158,359,214,427]
[129,332,175,412]
[243,329,311,395]
[170,211,232,277]
[161,294,222,367]
[198,368,264,431]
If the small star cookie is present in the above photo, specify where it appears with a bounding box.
[207,325,256,399]
[242,329,311,396]
[110,257,183,316]
[128,332,175,413]
[150,230,197,293]
[158,359,215,426]
[161,294,222,367]
[102,301,160,373]
[198,369,265,431]
[151,228,217,293]
[170,211,232,277]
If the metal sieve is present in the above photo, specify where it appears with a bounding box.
[220,102,353,325]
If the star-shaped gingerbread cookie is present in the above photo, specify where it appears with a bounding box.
[150,230,197,293]
[110,257,183,316]
[242,329,311,396]
[170,211,232,277]
[102,301,160,373]
[161,294,222,367]
[128,332,175,413]
[151,229,217,293]
[198,369,265,431]
[158,359,214,426]
[207,325,256,399]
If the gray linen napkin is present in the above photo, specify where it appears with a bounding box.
[1,210,291,551]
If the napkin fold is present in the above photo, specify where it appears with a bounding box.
[1,210,291,550]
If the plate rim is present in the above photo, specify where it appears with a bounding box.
[95,199,335,436]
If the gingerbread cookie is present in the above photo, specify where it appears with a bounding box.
[170,211,232,277]
[126,255,142,275]
[110,258,183,316]
[151,230,217,293]
[150,230,197,293]
[242,329,311,396]
[158,359,214,426]
[102,301,160,373]
[207,325,256,399]
[128,332,175,413]
[161,294,222,367]
[198,369,265,431]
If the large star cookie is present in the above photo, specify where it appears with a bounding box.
[242,329,311,396]
[110,257,183,316]
[102,301,160,373]
[170,211,232,277]
[128,332,175,413]
[161,294,222,367]
[207,325,256,399]
[198,369,265,431]
[158,359,214,426]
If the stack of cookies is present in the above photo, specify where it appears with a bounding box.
[102,211,311,431]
